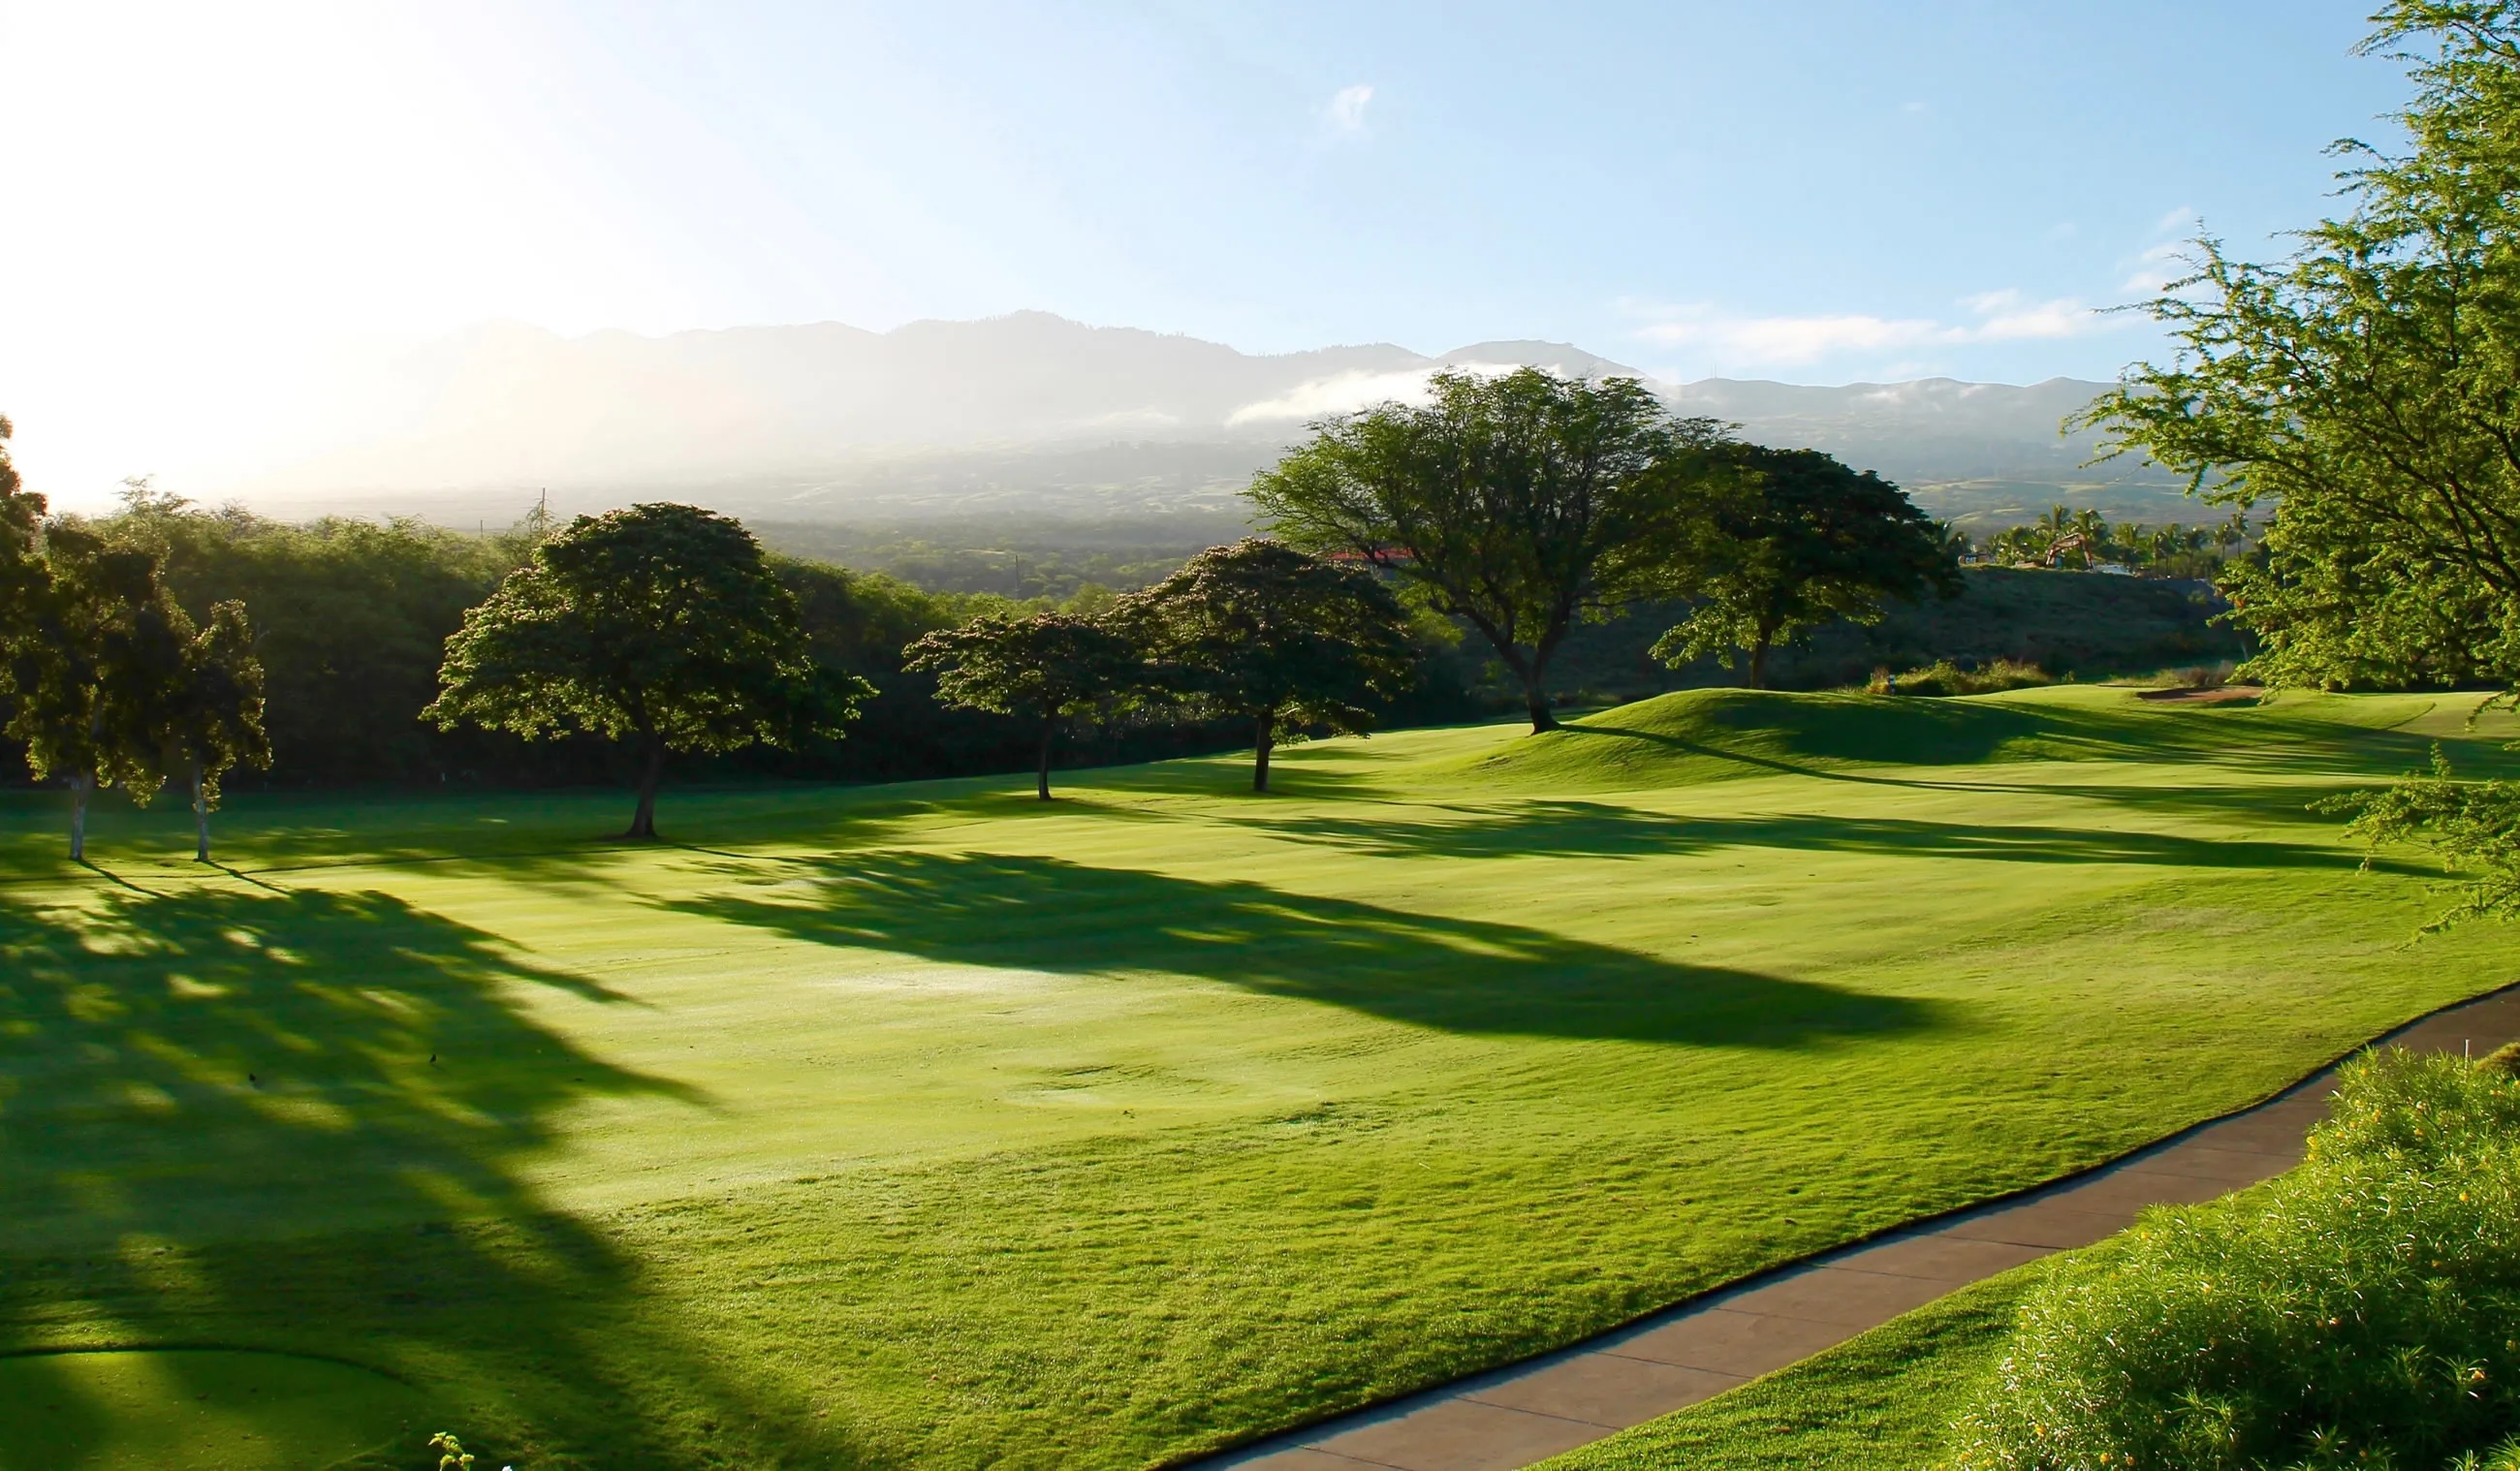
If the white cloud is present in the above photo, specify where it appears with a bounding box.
[2120,240,2191,294]
[2154,203,2199,235]
[1630,291,2106,369]
[1227,360,1529,425]
[1229,366,1431,424]
[1324,83,1373,133]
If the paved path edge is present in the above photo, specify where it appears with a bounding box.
[1180,979,2520,1471]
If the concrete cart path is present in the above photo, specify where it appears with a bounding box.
[1197,985,2520,1471]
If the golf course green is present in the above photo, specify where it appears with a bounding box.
[3,684,2515,1470]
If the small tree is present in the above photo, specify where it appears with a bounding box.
[1118,539,1414,792]
[1252,368,1729,733]
[4,523,188,860]
[1652,447,1961,688]
[165,601,270,861]
[902,611,1139,799]
[427,503,867,838]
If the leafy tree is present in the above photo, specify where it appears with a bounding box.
[1117,539,1414,792]
[4,523,190,860]
[1250,367,1728,732]
[0,415,45,640]
[163,601,270,861]
[1651,447,1961,688]
[2323,747,2520,926]
[2074,2,2520,691]
[902,611,1140,799]
[427,503,867,838]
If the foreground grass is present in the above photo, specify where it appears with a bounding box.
[1,686,2514,1469]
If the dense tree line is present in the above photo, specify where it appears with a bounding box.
[1972,505,2252,578]
[1,370,1965,832]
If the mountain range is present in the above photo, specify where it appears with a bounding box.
[245,311,2186,530]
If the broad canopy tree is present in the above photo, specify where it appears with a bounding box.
[3,522,193,861]
[902,610,1139,799]
[1118,538,1414,792]
[428,503,867,838]
[1649,446,1961,689]
[2075,2,2520,692]
[2076,2,2520,920]
[1251,368,1728,732]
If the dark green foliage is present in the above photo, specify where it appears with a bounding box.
[1651,446,1963,689]
[2482,1042,2520,1078]
[428,504,869,838]
[1952,1049,2520,1471]
[903,611,1142,798]
[1,522,195,859]
[1251,368,1728,732]
[165,600,270,861]
[2075,3,2520,695]
[2322,746,2520,924]
[1118,539,1416,792]
[139,508,521,783]
[1444,567,2237,710]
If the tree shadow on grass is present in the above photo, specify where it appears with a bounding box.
[657,850,1944,1048]
[0,881,868,1469]
[1223,800,2408,872]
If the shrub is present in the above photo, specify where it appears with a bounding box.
[2482,1042,2520,1080]
[2164,660,2239,690]
[1950,1049,2520,1471]
[1866,658,2053,697]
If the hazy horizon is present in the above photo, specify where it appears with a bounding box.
[2,1,2404,510]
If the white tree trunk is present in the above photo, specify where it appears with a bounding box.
[193,756,210,862]
[70,772,90,863]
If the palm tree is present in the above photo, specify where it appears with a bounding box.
[2070,508,2109,570]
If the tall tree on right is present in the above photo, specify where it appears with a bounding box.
[2075,4,2520,920]
[1650,447,1961,689]
[1250,368,1729,733]
[2073,2,2520,692]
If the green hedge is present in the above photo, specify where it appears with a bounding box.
[1952,1049,2520,1471]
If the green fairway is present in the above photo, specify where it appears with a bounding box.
[3,685,2515,1469]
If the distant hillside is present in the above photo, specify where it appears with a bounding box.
[240,312,2186,527]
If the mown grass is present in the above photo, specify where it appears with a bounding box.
[2,685,2515,1469]
[1537,1267,2047,1471]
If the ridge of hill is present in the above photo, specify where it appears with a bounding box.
[236,313,2181,526]
[1442,686,2518,792]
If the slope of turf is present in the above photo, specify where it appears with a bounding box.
[2,685,2516,1469]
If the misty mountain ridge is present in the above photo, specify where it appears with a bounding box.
[248,311,2182,529]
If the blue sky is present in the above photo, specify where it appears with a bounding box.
[0,1,2412,490]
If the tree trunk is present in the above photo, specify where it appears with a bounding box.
[1521,641,1561,734]
[626,738,666,840]
[70,772,90,863]
[1252,711,1275,794]
[1747,634,1775,690]
[193,756,210,862]
[1036,720,1055,801]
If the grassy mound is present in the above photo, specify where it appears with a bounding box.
[1449,684,2492,793]
[1953,1050,2520,1471]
